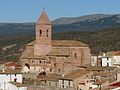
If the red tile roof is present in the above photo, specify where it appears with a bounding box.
[5,62,21,67]
[78,66,87,68]
[110,82,120,87]
[115,51,120,55]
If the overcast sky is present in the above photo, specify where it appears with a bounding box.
[0,0,120,22]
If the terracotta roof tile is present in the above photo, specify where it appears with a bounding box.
[115,51,120,55]
[37,11,51,24]
[27,40,89,47]
[0,69,22,74]
[47,48,70,56]
[87,66,116,71]
[110,82,120,86]
[9,82,25,87]
[93,71,113,77]
[5,62,21,67]
[62,70,91,80]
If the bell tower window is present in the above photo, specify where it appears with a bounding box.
[46,30,48,37]
[40,30,42,37]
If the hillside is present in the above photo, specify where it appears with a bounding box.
[52,14,114,25]
[1,27,120,63]
[1,14,120,34]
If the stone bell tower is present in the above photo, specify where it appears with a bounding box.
[34,11,52,55]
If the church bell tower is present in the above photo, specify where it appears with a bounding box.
[34,11,52,55]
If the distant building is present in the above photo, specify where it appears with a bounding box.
[102,57,112,66]
[20,11,91,74]
[91,55,98,66]
[5,62,21,70]
[8,82,27,90]
[0,69,25,90]
[58,70,93,89]
[112,51,120,67]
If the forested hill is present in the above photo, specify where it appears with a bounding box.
[1,27,120,63]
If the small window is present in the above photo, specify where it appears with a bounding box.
[45,81,46,83]
[55,83,57,87]
[50,69,52,72]
[46,30,48,37]
[39,61,41,63]
[58,69,60,72]
[40,30,42,37]
[14,78,17,82]
[69,80,71,85]
[62,80,64,84]
[49,82,51,86]
[74,53,77,58]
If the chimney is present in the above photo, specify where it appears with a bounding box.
[103,53,106,57]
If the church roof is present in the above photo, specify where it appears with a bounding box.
[27,40,89,47]
[37,11,50,23]
[47,48,70,56]
[21,46,46,59]
[21,40,89,59]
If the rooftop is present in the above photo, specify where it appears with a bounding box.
[5,62,21,67]
[61,70,91,80]
[42,74,62,81]
[110,82,120,87]
[93,71,113,77]
[47,48,70,56]
[0,69,22,74]
[87,66,116,71]
[115,51,120,56]
[93,80,108,85]
[37,11,51,23]
[9,82,25,87]
[27,40,89,47]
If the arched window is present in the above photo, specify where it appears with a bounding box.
[40,30,42,37]
[25,63,30,69]
[46,30,48,37]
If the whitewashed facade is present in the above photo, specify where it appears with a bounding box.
[102,57,112,66]
[0,72,23,90]
[58,79,73,88]
[112,55,120,67]
[7,82,27,90]
[91,56,98,66]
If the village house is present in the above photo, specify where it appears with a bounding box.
[36,69,93,90]
[91,54,98,66]
[0,69,26,90]
[58,69,93,90]
[7,82,27,90]
[102,57,112,66]
[112,51,120,67]
[20,11,91,74]
[5,62,21,70]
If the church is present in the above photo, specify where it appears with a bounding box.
[20,11,91,74]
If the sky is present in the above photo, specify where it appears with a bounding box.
[0,0,120,22]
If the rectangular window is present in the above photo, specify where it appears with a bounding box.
[14,78,17,82]
[62,80,64,84]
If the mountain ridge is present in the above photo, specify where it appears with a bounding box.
[1,14,120,34]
